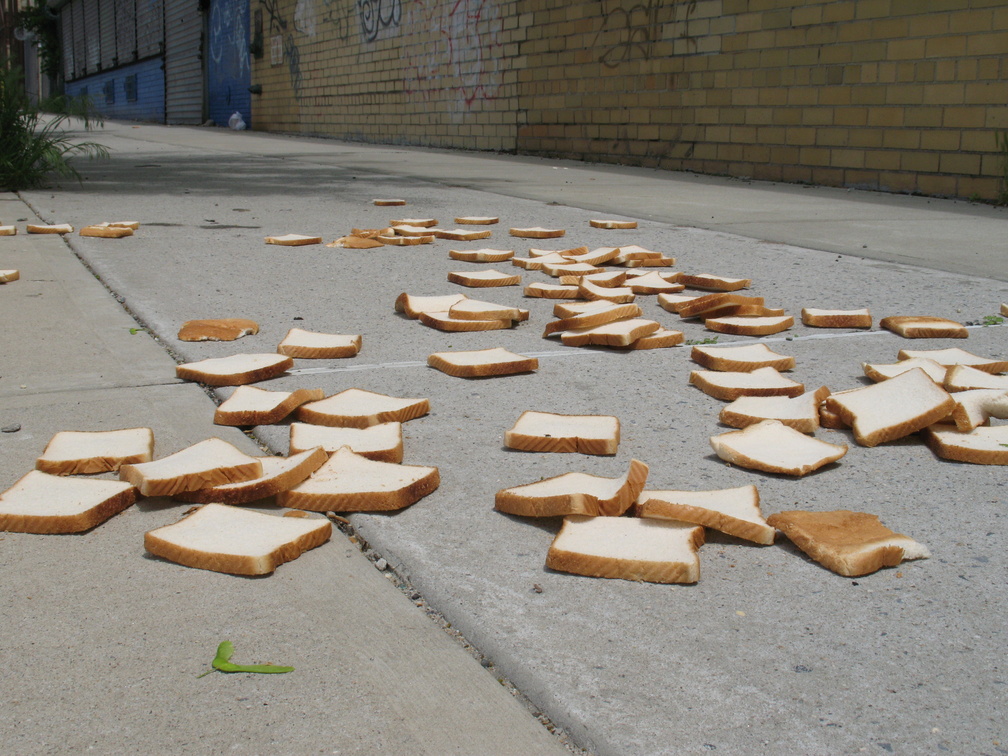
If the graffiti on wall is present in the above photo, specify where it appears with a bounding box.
[358,0,401,42]
[402,0,504,115]
[209,0,251,79]
[593,0,697,67]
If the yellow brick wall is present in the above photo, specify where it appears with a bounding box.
[253,0,1008,200]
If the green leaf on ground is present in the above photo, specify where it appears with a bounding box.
[197,640,294,677]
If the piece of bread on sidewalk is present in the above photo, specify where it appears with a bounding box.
[178,318,260,342]
[390,218,437,227]
[277,446,440,512]
[448,248,514,263]
[543,301,641,337]
[611,245,671,266]
[119,438,263,497]
[495,459,648,517]
[435,228,493,241]
[524,282,581,299]
[176,353,293,386]
[327,235,384,249]
[546,515,704,584]
[36,427,154,475]
[448,298,527,322]
[428,347,538,378]
[79,224,133,238]
[945,389,1008,432]
[509,227,566,239]
[680,273,750,291]
[626,271,685,294]
[0,226,17,236]
[277,329,362,359]
[447,270,521,288]
[214,386,325,426]
[297,388,429,428]
[0,269,19,282]
[943,364,1008,392]
[704,314,794,336]
[566,247,618,265]
[719,387,832,434]
[505,411,620,455]
[560,318,661,347]
[862,357,948,384]
[27,223,73,234]
[880,315,968,338]
[175,447,329,504]
[710,419,848,476]
[824,367,955,446]
[921,423,1008,465]
[395,292,468,318]
[144,503,331,575]
[0,472,137,533]
[542,261,604,278]
[621,327,684,350]
[690,366,805,400]
[578,278,636,303]
[801,307,872,328]
[691,343,795,372]
[373,198,406,206]
[636,484,774,545]
[264,233,322,246]
[418,311,515,332]
[676,293,765,319]
[657,292,701,313]
[766,509,929,576]
[562,271,628,288]
[455,216,499,225]
[377,232,434,245]
[590,219,638,229]
[897,347,1008,374]
[289,422,403,461]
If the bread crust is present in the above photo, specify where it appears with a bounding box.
[504,411,620,455]
[590,219,638,229]
[766,509,928,576]
[35,427,155,475]
[447,270,521,287]
[178,318,260,342]
[287,422,404,461]
[704,315,794,336]
[676,293,764,319]
[27,223,73,234]
[427,349,538,378]
[175,447,329,503]
[921,423,1008,465]
[801,308,872,328]
[638,486,774,545]
[709,419,847,476]
[523,282,580,298]
[176,354,293,386]
[277,330,362,359]
[690,367,805,400]
[79,224,134,238]
[495,459,648,517]
[679,273,750,291]
[718,387,831,433]
[119,439,264,497]
[296,389,429,428]
[879,315,968,338]
[264,234,322,246]
[214,387,325,426]
[448,248,514,262]
[509,227,566,239]
[690,343,795,372]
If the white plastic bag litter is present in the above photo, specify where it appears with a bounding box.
[228,112,247,130]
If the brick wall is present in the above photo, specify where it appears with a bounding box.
[252,0,1008,200]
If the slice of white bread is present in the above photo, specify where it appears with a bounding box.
[394,292,467,318]
[79,224,133,238]
[862,357,947,384]
[373,198,406,205]
[543,301,641,337]
[623,328,684,350]
[636,484,774,545]
[542,261,604,278]
[494,459,648,517]
[895,347,1008,374]
[448,249,514,263]
[264,234,322,246]
[766,509,929,577]
[178,318,259,342]
[447,270,521,288]
[523,282,581,299]
[214,386,325,426]
[801,307,872,328]
[395,224,442,237]
[626,271,685,294]
[175,447,329,504]
[611,245,669,265]
[691,343,795,372]
[277,329,362,359]
[680,273,750,291]
[561,271,628,288]
[824,367,955,446]
[546,515,704,584]
[390,217,437,227]
[533,245,589,258]
[288,422,403,461]
[657,292,701,313]
[277,446,439,512]
[676,293,764,320]
[377,233,434,246]
[434,228,493,241]
[427,348,538,378]
[36,427,155,475]
[455,216,499,225]
[418,311,514,332]
[719,387,832,434]
[577,278,636,303]
[690,366,805,401]
[590,219,638,229]
[448,299,526,321]
[504,411,620,455]
[566,247,618,265]
[943,364,1008,392]
[296,388,429,428]
[0,471,137,533]
[176,354,293,386]
[879,315,968,338]
[946,389,1008,432]
[27,223,73,234]
[709,419,848,476]
[327,235,384,249]
[0,269,20,282]
[921,422,1008,465]
[0,226,18,236]
[119,438,263,497]
[509,227,565,238]
[144,503,331,575]
[560,318,661,347]
[513,252,570,269]
[704,315,794,336]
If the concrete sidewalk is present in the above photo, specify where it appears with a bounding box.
[3,121,1008,755]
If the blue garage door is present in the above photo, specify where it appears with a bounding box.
[207,0,251,127]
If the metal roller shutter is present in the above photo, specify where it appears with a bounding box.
[83,0,100,73]
[71,0,87,78]
[99,0,116,69]
[114,0,137,64]
[136,0,163,60]
[164,0,204,123]
[61,5,75,81]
